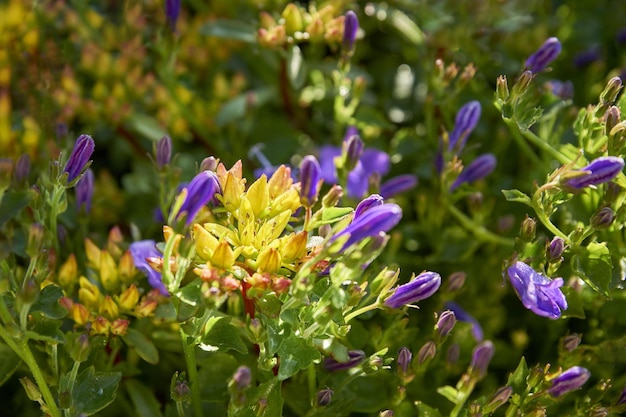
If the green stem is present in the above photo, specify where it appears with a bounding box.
[17,337,61,417]
[447,205,514,247]
[344,302,380,323]
[307,364,316,405]
[176,400,186,417]
[449,378,476,417]
[518,124,570,165]
[63,361,82,417]
[48,185,65,254]
[503,119,543,165]
[180,328,202,417]
[531,186,569,243]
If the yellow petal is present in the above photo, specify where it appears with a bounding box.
[246,174,270,218]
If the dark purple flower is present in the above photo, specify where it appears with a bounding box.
[299,155,322,207]
[384,271,441,308]
[165,0,181,32]
[548,366,590,397]
[507,261,567,319]
[547,236,565,262]
[76,168,95,213]
[232,366,252,390]
[329,203,402,251]
[343,133,364,171]
[129,240,168,296]
[353,194,384,219]
[156,135,172,168]
[470,340,495,378]
[448,101,482,151]
[436,310,456,338]
[343,11,359,52]
[525,37,562,72]
[397,347,412,374]
[178,170,220,225]
[565,156,624,188]
[380,175,418,198]
[63,134,95,183]
[323,350,366,371]
[450,154,497,191]
[317,388,333,406]
[15,153,31,182]
[617,385,626,405]
[444,301,483,341]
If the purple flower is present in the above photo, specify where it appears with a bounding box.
[353,194,384,219]
[15,153,30,182]
[165,0,181,32]
[444,302,483,341]
[317,388,333,406]
[548,366,591,397]
[436,310,456,338]
[343,133,364,171]
[525,37,562,72]
[129,240,168,296]
[448,101,482,152]
[547,236,565,262]
[384,271,441,308]
[156,135,172,168]
[470,340,495,378]
[507,261,568,319]
[76,168,95,213]
[343,11,359,52]
[380,175,418,199]
[63,134,95,183]
[178,170,220,225]
[450,154,497,191]
[232,366,252,390]
[299,155,322,207]
[323,350,366,372]
[397,347,412,374]
[565,156,624,189]
[329,203,402,251]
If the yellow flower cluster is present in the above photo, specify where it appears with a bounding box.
[191,162,310,296]
[52,227,162,336]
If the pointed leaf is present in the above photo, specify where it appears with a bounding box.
[200,316,248,354]
[122,328,159,365]
[506,356,528,393]
[502,189,532,207]
[571,242,612,295]
[199,20,257,43]
[277,335,320,381]
[0,343,21,385]
[31,285,67,319]
[72,367,121,415]
[125,379,164,417]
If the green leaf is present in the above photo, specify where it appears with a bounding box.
[122,328,159,365]
[198,353,238,402]
[502,189,532,207]
[215,87,275,126]
[515,106,543,131]
[200,316,248,354]
[321,207,354,223]
[238,378,283,417]
[437,385,460,404]
[26,315,65,344]
[199,20,257,43]
[0,189,32,227]
[389,8,426,45]
[72,366,121,416]
[414,401,443,417]
[0,342,21,386]
[571,242,612,295]
[125,379,164,417]
[506,356,528,393]
[126,114,168,142]
[561,287,586,319]
[30,285,67,319]
[276,335,320,381]
[176,281,203,322]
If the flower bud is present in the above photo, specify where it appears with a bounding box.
[470,340,495,378]
[165,0,181,32]
[397,347,412,375]
[15,154,30,183]
[436,310,456,338]
[496,75,509,101]
[26,223,45,258]
[525,37,562,72]
[299,155,322,207]
[232,366,252,390]
[511,70,534,97]
[343,133,364,172]
[606,106,621,137]
[343,11,359,53]
[380,175,418,199]
[70,333,90,362]
[323,350,366,372]
[384,271,441,308]
[156,135,172,168]
[448,101,482,152]
[281,3,304,35]
[76,168,95,213]
[316,388,333,406]
[520,215,537,242]
[353,194,384,219]
[547,236,565,262]
[379,411,394,417]
[599,77,623,105]
[562,334,582,352]
[446,271,466,292]
[484,386,513,413]
[591,207,615,229]
[200,156,219,172]
[63,134,95,184]
[171,372,191,402]
[321,185,343,208]
[450,154,497,191]
[177,170,221,225]
[548,366,591,397]
[417,341,436,365]
[329,203,402,252]
[565,156,624,189]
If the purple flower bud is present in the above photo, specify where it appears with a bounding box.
[380,175,418,198]
[317,388,333,406]
[330,203,402,251]
[547,236,565,262]
[470,340,495,378]
[299,155,322,207]
[178,170,220,225]
[446,272,466,292]
[525,37,562,72]
[397,347,412,374]
[448,101,482,151]
[15,154,30,182]
[436,310,456,338]
[156,135,172,168]
[343,133,364,172]
[546,80,574,100]
[232,366,252,390]
[354,194,384,219]
[384,271,441,308]
[566,157,624,188]
[444,301,483,341]
[417,341,436,365]
[548,366,590,397]
[507,261,568,319]
[201,156,219,172]
[129,240,168,296]
[76,168,95,213]
[165,0,181,32]
[63,134,95,183]
[450,154,497,191]
[562,334,581,352]
[485,386,513,411]
[323,350,366,372]
[343,11,359,52]
[591,207,615,229]
[617,385,626,405]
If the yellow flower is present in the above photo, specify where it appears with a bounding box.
[118,284,139,311]
[256,247,282,274]
[78,276,101,310]
[58,254,78,289]
[99,295,119,320]
[99,250,119,292]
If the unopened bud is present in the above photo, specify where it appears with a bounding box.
[200,156,219,172]
[446,271,466,291]
[591,207,615,229]
[484,386,513,413]
[436,310,456,339]
[379,411,394,417]
[322,185,343,208]
[316,388,333,406]
[606,106,621,137]
[600,77,623,106]
[512,70,534,97]
[397,347,412,375]
[520,215,537,241]
[496,75,509,102]
[417,341,436,365]
[26,223,45,258]
[547,236,565,262]
[70,333,90,362]
[171,372,191,402]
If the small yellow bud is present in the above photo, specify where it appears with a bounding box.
[99,295,119,320]
[282,3,304,35]
[84,238,101,269]
[99,250,119,292]
[193,224,219,260]
[259,11,277,29]
[118,284,140,311]
[78,277,101,309]
[268,165,293,198]
[107,226,124,258]
[212,240,236,269]
[118,250,136,284]
[256,247,282,274]
[58,254,78,288]
[135,298,158,318]
[92,316,111,335]
[279,231,308,263]
[110,318,130,336]
[220,172,245,213]
[71,303,90,326]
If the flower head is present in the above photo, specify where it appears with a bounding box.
[353,194,384,219]
[565,156,624,188]
[384,271,441,308]
[450,154,497,191]
[165,0,181,32]
[64,134,95,183]
[507,261,567,319]
[129,240,168,296]
[76,168,95,213]
[178,170,220,225]
[448,101,481,152]
[343,11,359,52]
[548,366,591,397]
[329,203,402,252]
[156,135,172,168]
[299,155,322,207]
[525,37,562,72]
